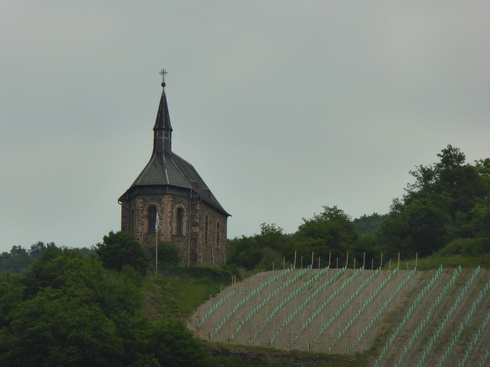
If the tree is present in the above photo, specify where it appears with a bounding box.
[0,246,213,367]
[4,288,122,367]
[227,223,292,270]
[352,213,387,236]
[0,246,30,273]
[146,319,211,367]
[95,232,148,276]
[380,145,490,258]
[227,236,262,270]
[294,206,358,260]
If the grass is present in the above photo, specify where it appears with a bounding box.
[405,255,490,270]
[170,276,222,317]
[380,254,490,271]
[205,342,368,367]
[144,274,223,319]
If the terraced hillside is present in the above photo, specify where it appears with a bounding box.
[188,266,490,367]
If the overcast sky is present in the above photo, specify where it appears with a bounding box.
[1,1,489,253]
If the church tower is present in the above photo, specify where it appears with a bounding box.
[118,72,230,266]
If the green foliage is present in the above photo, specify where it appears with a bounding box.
[227,209,384,271]
[294,206,358,260]
[5,287,121,367]
[0,242,53,273]
[154,241,181,267]
[146,318,211,367]
[404,254,490,270]
[228,236,263,270]
[438,237,490,257]
[352,213,387,236]
[226,146,490,271]
[228,223,291,270]
[167,264,234,282]
[380,145,490,258]
[0,247,212,367]
[205,344,367,367]
[95,231,148,276]
[149,266,233,318]
[0,273,25,328]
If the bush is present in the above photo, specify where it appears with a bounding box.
[95,231,148,276]
[438,237,490,256]
[154,242,180,267]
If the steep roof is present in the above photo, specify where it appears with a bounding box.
[119,79,229,216]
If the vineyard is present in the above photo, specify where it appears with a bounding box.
[189,266,490,367]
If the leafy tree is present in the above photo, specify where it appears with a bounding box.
[28,241,49,258]
[294,206,358,260]
[95,231,148,276]
[0,242,59,274]
[0,245,212,367]
[258,223,290,252]
[438,237,490,257]
[4,288,122,367]
[227,223,292,270]
[0,273,24,328]
[352,213,387,236]
[22,246,103,299]
[146,318,211,367]
[256,247,283,270]
[227,236,262,270]
[380,145,490,258]
[0,246,30,273]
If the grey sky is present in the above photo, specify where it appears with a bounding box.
[1,1,489,253]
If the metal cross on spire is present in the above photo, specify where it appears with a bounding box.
[159,68,168,86]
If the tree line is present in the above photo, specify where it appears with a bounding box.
[228,145,490,270]
[0,238,217,367]
[3,145,489,275]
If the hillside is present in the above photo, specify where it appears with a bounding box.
[189,266,490,367]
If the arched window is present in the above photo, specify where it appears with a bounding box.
[216,222,221,248]
[148,206,158,233]
[204,215,209,245]
[176,207,184,235]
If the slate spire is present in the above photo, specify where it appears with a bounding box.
[153,69,172,154]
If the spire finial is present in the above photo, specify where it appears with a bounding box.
[159,68,168,87]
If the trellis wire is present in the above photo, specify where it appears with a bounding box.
[373,265,444,366]
[228,266,311,341]
[265,266,345,345]
[457,313,490,367]
[437,268,489,367]
[210,265,296,337]
[392,266,462,367]
[288,266,365,348]
[348,267,416,353]
[417,267,481,367]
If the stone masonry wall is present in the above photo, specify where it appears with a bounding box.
[121,194,227,266]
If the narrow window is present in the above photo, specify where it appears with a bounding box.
[176,207,184,235]
[216,222,221,248]
[148,206,157,233]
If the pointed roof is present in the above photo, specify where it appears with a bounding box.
[119,77,230,217]
[153,81,172,133]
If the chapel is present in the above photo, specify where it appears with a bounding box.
[118,73,230,266]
